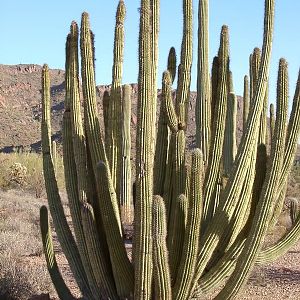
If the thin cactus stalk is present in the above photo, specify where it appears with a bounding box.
[175,0,193,129]
[269,102,275,143]
[120,84,133,223]
[196,0,210,162]
[290,198,299,225]
[202,25,229,228]
[108,0,126,198]
[167,47,177,83]
[223,92,237,176]
[134,0,156,298]
[51,140,57,174]
[169,194,188,283]
[152,195,172,300]
[42,64,93,299]
[40,206,75,300]
[243,75,250,130]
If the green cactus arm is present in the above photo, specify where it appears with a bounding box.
[162,70,179,132]
[168,130,186,250]
[40,206,75,300]
[243,75,250,130]
[95,161,134,298]
[250,47,261,101]
[150,0,160,144]
[268,181,287,230]
[196,0,210,162]
[163,133,175,222]
[81,203,119,299]
[278,69,300,190]
[290,198,299,225]
[134,0,157,298]
[193,237,246,296]
[256,213,300,265]
[51,140,57,175]
[269,69,300,228]
[173,149,203,300]
[65,26,104,296]
[153,74,171,196]
[108,0,126,195]
[202,25,229,227]
[120,84,133,223]
[193,0,274,286]
[175,0,193,128]
[169,194,188,284]
[41,64,92,298]
[259,84,268,144]
[103,90,110,151]
[269,102,275,143]
[223,92,237,176]
[215,57,288,300]
[80,12,122,234]
[210,56,219,135]
[152,195,172,300]
[167,47,177,83]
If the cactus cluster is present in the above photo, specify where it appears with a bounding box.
[40,0,300,299]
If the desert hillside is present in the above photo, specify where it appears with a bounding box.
[0,64,299,160]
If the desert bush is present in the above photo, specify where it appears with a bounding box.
[0,190,54,299]
[0,253,53,300]
[0,151,65,197]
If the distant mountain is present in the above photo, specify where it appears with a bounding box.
[0,64,298,161]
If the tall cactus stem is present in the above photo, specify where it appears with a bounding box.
[152,195,172,300]
[196,0,210,162]
[121,84,133,223]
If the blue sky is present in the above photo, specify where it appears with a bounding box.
[0,0,299,105]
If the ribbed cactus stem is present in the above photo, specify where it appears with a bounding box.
[163,70,178,132]
[169,194,188,283]
[167,47,177,83]
[121,84,133,223]
[51,140,57,174]
[216,56,288,300]
[290,198,299,225]
[95,161,133,297]
[194,0,274,286]
[269,102,275,143]
[108,0,126,198]
[175,0,193,128]
[223,92,237,176]
[196,0,210,162]
[81,203,118,299]
[67,23,104,296]
[40,206,75,300]
[103,90,110,151]
[152,195,172,300]
[134,0,155,297]
[257,213,300,264]
[202,25,229,227]
[173,149,203,299]
[250,47,261,101]
[210,56,219,134]
[41,64,92,298]
[243,75,250,130]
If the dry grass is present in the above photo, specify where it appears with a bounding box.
[0,189,54,299]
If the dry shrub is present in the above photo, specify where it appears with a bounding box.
[0,152,65,197]
[0,190,54,298]
[0,253,53,300]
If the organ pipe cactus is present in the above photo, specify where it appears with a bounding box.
[40,0,300,299]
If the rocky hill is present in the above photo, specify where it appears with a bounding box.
[0,64,299,161]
